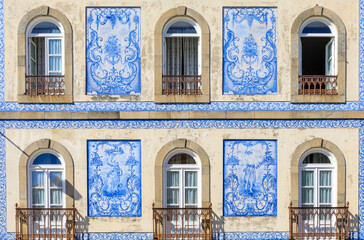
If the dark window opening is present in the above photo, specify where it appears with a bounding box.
[301,37,331,75]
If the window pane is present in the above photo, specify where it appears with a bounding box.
[32,172,44,187]
[50,189,63,205]
[185,189,197,204]
[168,153,196,165]
[302,171,314,186]
[49,56,62,72]
[302,21,331,34]
[303,153,330,164]
[49,39,62,54]
[31,22,61,34]
[33,153,61,165]
[167,172,179,187]
[167,21,196,34]
[32,189,44,205]
[50,172,62,187]
[320,171,331,186]
[319,188,332,204]
[302,188,314,204]
[185,171,197,187]
[167,189,179,204]
[31,44,36,59]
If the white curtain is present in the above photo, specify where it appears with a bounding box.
[185,189,197,204]
[301,171,314,204]
[319,171,332,204]
[50,189,62,205]
[167,172,179,187]
[185,172,197,187]
[167,189,179,205]
[32,171,45,205]
[166,37,198,76]
[48,39,62,75]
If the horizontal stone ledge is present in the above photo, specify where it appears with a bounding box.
[0,111,364,120]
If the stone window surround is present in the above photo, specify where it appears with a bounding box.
[17,6,73,103]
[154,139,210,207]
[154,6,210,103]
[291,5,346,103]
[18,139,74,208]
[290,138,346,207]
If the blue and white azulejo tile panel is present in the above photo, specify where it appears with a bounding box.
[223,8,277,95]
[86,8,141,95]
[87,140,141,217]
[224,140,277,216]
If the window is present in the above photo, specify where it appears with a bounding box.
[25,17,65,96]
[162,18,201,95]
[163,151,201,208]
[299,149,336,208]
[17,7,73,103]
[290,6,346,103]
[299,18,337,96]
[154,7,210,103]
[28,151,65,208]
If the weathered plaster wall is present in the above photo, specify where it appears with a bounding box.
[5,127,359,233]
[4,0,359,102]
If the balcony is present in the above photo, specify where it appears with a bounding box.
[298,75,338,95]
[25,75,65,96]
[16,204,76,240]
[289,202,349,240]
[162,75,202,95]
[153,203,212,240]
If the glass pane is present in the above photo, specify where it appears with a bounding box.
[320,171,331,186]
[32,172,44,187]
[303,153,330,164]
[302,171,314,186]
[33,153,61,165]
[185,189,197,204]
[168,153,196,164]
[167,21,196,34]
[49,39,62,54]
[320,188,332,204]
[31,22,61,34]
[50,172,62,187]
[185,171,197,187]
[32,189,44,205]
[302,21,331,34]
[302,188,314,204]
[49,56,62,72]
[31,44,36,59]
[167,172,179,187]
[50,189,63,205]
[31,61,36,75]
[167,189,179,204]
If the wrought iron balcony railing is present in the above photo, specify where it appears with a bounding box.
[153,203,212,240]
[289,202,349,240]
[25,75,65,96]
[162,75,202,95]
[16,204,76,240]
[298,75,338,95]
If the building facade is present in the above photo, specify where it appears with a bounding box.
[0,0,363,239]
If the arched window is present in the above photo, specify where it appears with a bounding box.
[299,148,337,208]
[163,150,201,208]
[25,17,65,95]
[162,17,201,95]
[28,150,65,208]
[298,18,338,95]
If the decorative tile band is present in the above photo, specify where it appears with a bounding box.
[0,101,360,112]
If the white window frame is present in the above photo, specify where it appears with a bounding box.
[27,149,66,209]
[26,17,65,76]
[162,17,202,75]
[298,148,337,208]
[298,17,337,76]
[163,149,202,208]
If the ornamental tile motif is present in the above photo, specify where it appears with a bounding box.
[224,140,277,216]
[223,8,277,95]
[88,140,141,217]
[86,8,141,95]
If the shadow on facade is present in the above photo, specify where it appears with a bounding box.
[211,211,225,234]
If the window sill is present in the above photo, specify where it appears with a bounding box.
[18,94,73,103]
[291,94,345,103]
[154,94,210,103]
